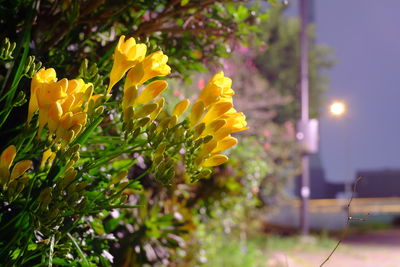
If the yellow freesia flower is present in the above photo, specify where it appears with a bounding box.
[200,154,228,167]
[10,160,32,182]
[107,35,147,94]
[36,78,68,108]
[150,97,165,121]
[201,119,226,137]
[38,102,63,136]
[189,101,205,128]
[173,99,190,118]
[55,112,87,143]
[135,80,168,106]
[40,149,56,169]
[0,145,32,185]
[211,135,238,154]
[200,102,232,124]
[0,145,16,182]
[198,71,233,107]
[187,71,248,168]
[125,51,171,86]
[122,85,138,113]
[28,68,57,123]
[64,79,93,113]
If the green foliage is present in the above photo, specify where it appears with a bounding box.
[0,33,240,266]
[254,5,335,122]
[200,233,267,267]
[0,0,269,80]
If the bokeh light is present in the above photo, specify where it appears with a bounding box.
[329,101,346,116]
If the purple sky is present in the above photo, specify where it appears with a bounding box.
[288,0,400,183]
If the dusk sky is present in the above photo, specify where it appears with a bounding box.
[304,0,400,183]
[315,0,400,181]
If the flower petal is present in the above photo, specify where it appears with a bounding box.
[201,154,228,167]
[10,160,32,182]
[0,145,16,170]
[173,99,190,118]
[135,80,168,105]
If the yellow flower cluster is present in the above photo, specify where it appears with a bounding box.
[107,36,171,125]
[0,145,31,186]
[27,68,101,144]
[189,71,248,167]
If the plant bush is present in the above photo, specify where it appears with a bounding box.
[0,33,247,265]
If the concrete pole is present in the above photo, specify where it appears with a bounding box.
[300,0,310,236]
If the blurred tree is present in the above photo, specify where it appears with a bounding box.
[254,5,334,123]
[0,0,269,81]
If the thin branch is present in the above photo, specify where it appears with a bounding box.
[156,26,230,36]
[320,176,364,266]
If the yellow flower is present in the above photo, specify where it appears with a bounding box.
[150,97,165,121]
[211,135,238,154]
[90,94,103,105]
[201,119,226,137]
[125,51,171,86]
[28,68,57,123]
[189,101,205,128]
[107,35,147,94]
[198,71,233,107]
[135,80,168,106]
[173,99,190,118]
[200,102,232,124]
[63,79,93,113]
[0,145,32,185]
[55,112,87,143]
[38,102,63,136]
[36,78,68,108]
[187,71,248,169]
[40,149,56,169]
[122,85,138,113]
[213,113,248,141]
[200,154,228,167]
[0,145,16,182]
[10,160,32,182]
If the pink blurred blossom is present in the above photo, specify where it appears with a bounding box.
[264,143,271,150]
[263,130,271,137]
[251,187,259,194]
[197,79,204,90]
[284,121,295,137]
[238,44,249,54]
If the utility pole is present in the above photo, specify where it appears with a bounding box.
[299,0,310,236]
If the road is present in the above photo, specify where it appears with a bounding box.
[266,229,400,267]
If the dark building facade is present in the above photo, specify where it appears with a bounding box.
[354,170,400,198]
[295,154,346,199]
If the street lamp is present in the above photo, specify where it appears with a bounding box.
[329,101,346,116]
[329,100,351,197]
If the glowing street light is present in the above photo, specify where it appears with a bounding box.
[330,101,346,116]
[329,100,352,198]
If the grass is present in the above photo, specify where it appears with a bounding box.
[201,232,338,267]
[202,235,267,267]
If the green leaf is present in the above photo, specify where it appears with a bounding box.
[236,5,250,22]
[27,243,37,251]
[67,233,90,266]
[104,218,121,232]
[91,218,106,235]
[111,159,135,171]
[11,248,21,260]
[52,257,75,266]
